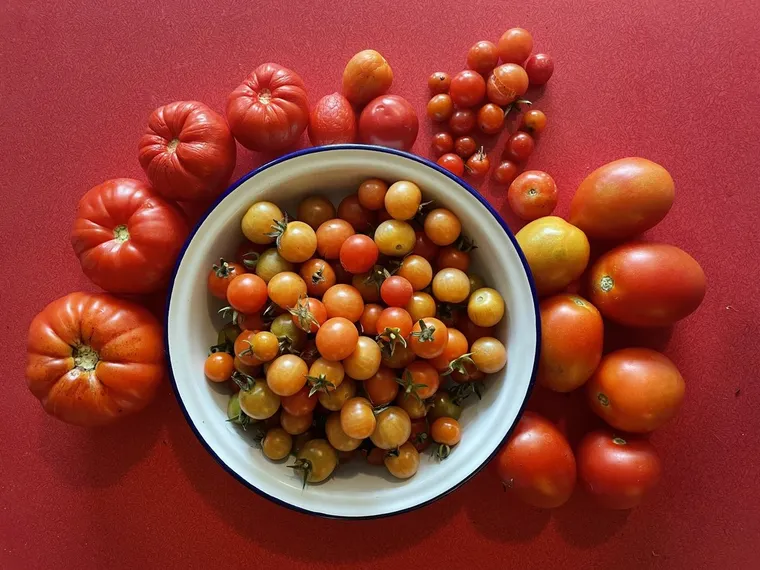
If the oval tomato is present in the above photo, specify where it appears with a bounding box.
[569,158,675,240]
[496,411,576,508]
[25,292,164,426]
[137,101,236,202]
[588,242,706,327]
[226,63,310,151]
[587,347,685,433]
[537,294,603,392]
[308,93,356,146]
[71,178,189,294]
[577,431,661,509]
[358,95,419,151]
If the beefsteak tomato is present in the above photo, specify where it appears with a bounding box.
[26,292,165,426]
[138,100,236,202]
[71,178,189,294]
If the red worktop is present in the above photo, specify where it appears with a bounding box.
[2,1,759,568]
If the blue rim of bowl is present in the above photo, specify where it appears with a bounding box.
[164,143,541,520]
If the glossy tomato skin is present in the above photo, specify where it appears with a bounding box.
[358,95,419,151]
[508,170,558,221]
[496,411,576,508]
[569,158,675,240]
[588,242,706,327]
[308,92,357,146]
[71,178,189,294]
[577,431,662,509]
[587,348,685,433]
[138,101,236,202]
[538,294,603,392]
[525,53,554,85]
[227,63,310,151]
[26,292,164,426]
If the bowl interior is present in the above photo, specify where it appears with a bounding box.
[167,146,538,518]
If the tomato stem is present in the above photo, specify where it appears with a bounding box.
[112,224,129,243]
[167,138,180,153]
[73,345,99,371]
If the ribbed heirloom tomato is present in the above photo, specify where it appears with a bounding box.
[26,292,165,426]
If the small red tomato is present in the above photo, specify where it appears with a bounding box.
[413,231,440,259]
[503,132,535,163]
[497,28,534,64]
[508,170,558,220]
[340,234,379,274]
[492,160,521,184]
[427,94,454,122]
[465,148,490,178]
[467,41,499,75]
[449,109,476,136]
[477,103,505,135]
[454,136,477,159]
[449,70,486,108]
[525,54,554,85]
[428,72,451,95]
[380,276,414,307]
[207,258,246,300]
[358,95,419,151]
[487,64,529,106]
[308,92,357,146]
[437,153,465,177]
[337,194,376,233]
[431,132,454,156]
[519,109,547,136]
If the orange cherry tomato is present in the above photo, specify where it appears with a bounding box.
[409,317,448,359]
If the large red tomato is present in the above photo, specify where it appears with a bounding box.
[137,101,236,202]
[358,95,419,151]
[569,157,674,240]
[226,63,310,151]
[588,242,706,327]
[71,178,189,294]
[586,347,685,433]
[576,430,661,509]
[26,292,165,426]
[537,294,603,392]
[308,93,356,146]
[496,411,576,508]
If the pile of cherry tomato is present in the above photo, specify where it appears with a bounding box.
[426,27,553,184]
[203,179,507,485]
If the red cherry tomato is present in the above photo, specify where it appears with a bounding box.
[431,132,454,156]
[337,194,376,233]
[207,259,246,300]
[467,41,500,75]
[487,64,529,106]
[448,109,476,136]
[427,94,454,122]
[413,231,440,259]
[380,276,414,307]
[454,136,477,159]
[497,28,534,64]
[428,72,452,94]
[465,148,490,178]
[477,103,505,135]
[492,160,521,184]
[508,170,558,220]
[503,131,535,163]
[340,234,379,274]
[449,70,486,108]
[519,109,547,136]
[437,153,465,177]
[308,92,357,145]
[358,95,419,151]
[525,54,554,85]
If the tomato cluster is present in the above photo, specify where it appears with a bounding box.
[426,28,554,184]
[204,180,507,484]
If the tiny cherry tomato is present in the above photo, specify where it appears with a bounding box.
[432,268,471,303]
[492,160,521,184]
[426,391,462,422]
[262,427,292,461]
[428,328,469,372]
[449,109,476,136]
[409,317,448,359]
[352,273,381,302]
[318,377,356,411]
[226,273,268,314]
[477,104,505,135]
[465,147,491,178]
[316,317,359,361]
[288,296,327,333]
[454,136,477,159]
[437,153,464,176]
[307,357,345,394]
[271,220,318,263]
[467,40,499,75]
[340,397,377,439]
[371,406,412,450]
[374,219,416,257]
[385,180,422,221]
[436,247,470,272]
[467,287,506,327]
[487,64,529,106]
[340,234,379,274]
[449,70,486,108]
[364,366,399,406]
[427,94,454,122]
[525,53,554,86]
[382,342,417,370]
[384,442,420,479]
[520,109,547,136]
[241,201,283,244]
[208,258,245,300]
[322,284,365,322]
[238,379,280,420]
[357,178,388,211]
[381,275,414,307]
[396,255,433,290]
[297,195,336,231]
[508,170,559,221]
[316,218,355,259]
[236,240,268,270]
[428,71,451,94]
[424,208,462,246]
[406,291,437,322]
[395,388,427,419]
[342,336,382,380]
[497,27,534,64]
[338,194,376,233]
[413,231,440,259]
[280,385,318,416]
[359,303,384,335]
[503,131,535,163]
[471,336,507,373]
[376,306,414,350]
[331,260,353,284]
[432,132,454,156]
[255,248,293,283]
[291,438,338,485]
[300,258,336,297]
[204,352,234,383]
[431,417,461,446]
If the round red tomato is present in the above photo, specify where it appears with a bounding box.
[71,178,189,294]
[486,64,529,106]
[437,153,465,177]
[308,92,356,146]
[508,170,558,221]
[358,95,419,151]
[525,53,554,85]
[587,348,685,433]
[496,411,576,508]
[226,63,310,151]
[449,70,486,108]
[577,431,661,510]
[588,242,706,327]
[138,101,236,202]
[26,292,164,426]
[340,234,379,274]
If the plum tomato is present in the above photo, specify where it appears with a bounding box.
[503,131,535,163]
[507,170,558,220]
[467,287,505,327]
[525,53,554,85]
[467,40,500,75]
[343,50,394,106]
[465,148,491,178]
[297,195,336,230]
[226,273,268,314]
[448,109,476,136]
[428,71,452,94]
[337,194,376,233]
[308,92,357,146]
[477,103,505,135]
[374,219,416,256]
[340,234,379,274]
[357,178,388,211]
[519,109,547,136]
[208,258,245,300]
[300,258,336,297]
[358,95,419,151]
[437,153,465,177]
[316,219,355,259]
[432,132,455,156]
[316,317,359,361]
[492,160,521,184]
[427,94,454,122]
[409,317,448,359]
[487,64,529,106]
[497,28,534,64]
[424,208,462,246]
[454,136,477,159]
[380,276,414,307]
[449,70,486,108]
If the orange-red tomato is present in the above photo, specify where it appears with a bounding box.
[316,318,359,361]
[300,258,336,297]
[486,64,529,106]
[428,328,469,372]
[537,294,604,392]
[26,292,164,426]
[280,385,318,416]
[340,397,376,439]
[289,297,327,333]
[508,170,559,221]
[587,348,686,433]
[436,247,470,272]
[338,194,377,233]
[297,195,336,231]
[359,303,384,335]
[409,317,448,359]
[342,336,382,380]
[358,95,419,152]
[401,360,440,400]
[322,284,365,322]
[370,406,412,449]
[497,28,533,64]
[364,366,399,406]
[316,219,355,259]
[266,354,308,397]
[430,417,461,446]
[204,352,234,383]
[308,92,356,146]
[342,50,394,106]
[357,179,388,211]
[207,259,246,300]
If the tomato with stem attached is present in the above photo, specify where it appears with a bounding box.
[208,258,245,300]
[465,148,491,178]
[289,297,327,333]
[409,317,448,359]
[290,439,338,486]
[318,377,356,411]
[307,357,345,395]
[238,378,281,420]
[409,417,431,451]
[241,201,284,245]
[384,442,420,479]
[300,258,335,297]
[255,248,293,283]
[269,220,318,263]
[270,313,307,353]
[399,360,440,400]
[431,417,461,458]
[429,328,469,372]
[376,307,413,352]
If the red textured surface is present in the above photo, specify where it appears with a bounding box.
[2,1,759,568]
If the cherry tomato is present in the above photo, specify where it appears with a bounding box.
[409,317,448,359]
[291,439,338,485]
[376,208,394,223]
[300,258,336,297]
[316,318,359,361]
[428,72,452,94]
[358,95,419,151]
[449,70,486,108]
[467,40,499,75]
[497,28,533,64]
[577,431,661,509]
[413,231,440,259]
[492,160,521,184]
[467,273,486,292]
[308,92,356,146]
[587,348,685,433]
[525,53,554,85]
[508,170,558,220]
[503,131,535,163]
[204,352,234,383]
[432,268,470,303]
[477,104,505,134]
[337,194,376,233]
[400,360,440,400]
[431,132,454,156]
[270,313,307,353]
[340,397,376,439]
[340,234,379,274]
[384,442,420,479]
[280,385,318,416]
[364,366,400,406]
[226,273,268,314]
[255,248,293,283]
[307,357,345,394]
[374,219,416,257]
[471,336,507,373]
[371,406,412,449]
[326,412,363,452]
[385,181,422,221]
[406,292,437,322]
[297,195,336,230]
[409,417,431,451]
[427,94,454,122]
[395,388,427,419]
[427,391,462,422]
[236,240,268,270]
[436,247,470,272]
[208,259,245,300]
[465,148,491,178]
[357,179,388,211]
[437,153,465,176]
[382,342,417,370]
[280,410,313,435]
[289,297,327,333]
[366,447,386,466]
[360,303,384,335]
[448,109,476,136]
[396,255,433,291]
[238,379,280,420]
[431,417,461,447]
[262,427,292,461]
[318,377,356,411]
[266,354,308,397]
[267,271,307,309]
[342,49,394,106]
[343,336,382,380]
[424,208,461,246]
[316,219,355,259]
[352,273,382,302]
[496,411,576,508]
[322,284,365,322]
[454,136,477,159]
[519,109,547,136]
[235,330,279,365]
[428,328,469,372]
[240,201,282,245]
[376,306,414,347]
[380,276,414,307]
[487,64,529,106]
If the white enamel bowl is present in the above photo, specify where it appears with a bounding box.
[166,144,540,519]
